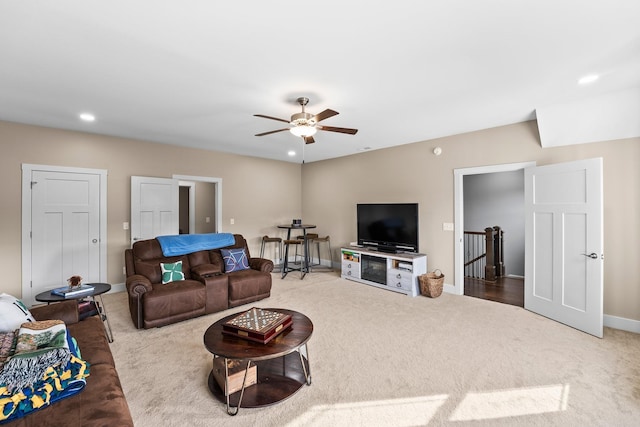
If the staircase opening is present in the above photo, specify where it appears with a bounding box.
[455,165,528,308]
[463,226,523,307]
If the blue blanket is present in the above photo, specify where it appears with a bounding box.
[156,233,235,256]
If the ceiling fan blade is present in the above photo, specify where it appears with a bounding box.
[254,114,291,124]
[303,135,315,144]
[313,109,339,122]
[317,125,358,135]
[255,128,290,137]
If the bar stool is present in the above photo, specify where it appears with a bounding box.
[282,239,305,279]
[307,234,333,272]
[295,233,317,261]
[260,236,282,272]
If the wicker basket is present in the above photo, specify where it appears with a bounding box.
[419,270,444,298]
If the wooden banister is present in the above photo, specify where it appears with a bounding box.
[464,226,505,282]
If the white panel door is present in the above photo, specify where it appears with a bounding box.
[525,158,603,337]
[131,176,179,245]
[30,171,101,305]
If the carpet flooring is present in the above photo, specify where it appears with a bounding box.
[102,272,640,426]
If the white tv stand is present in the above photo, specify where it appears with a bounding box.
[341,247,427,297]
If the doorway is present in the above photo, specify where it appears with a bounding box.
[179,184,191,234]
[462,169,525,307]
[178,180,218,234]
[453,162,534,300]
[454,159,604,337]
[131,175,222,244]
[174,175,221,234]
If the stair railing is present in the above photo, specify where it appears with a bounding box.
[464,226,505,281]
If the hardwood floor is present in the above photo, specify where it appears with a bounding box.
[464,276,524,307]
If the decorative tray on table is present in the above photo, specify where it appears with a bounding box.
[222,307,293,344]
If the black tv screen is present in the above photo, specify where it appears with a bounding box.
[357,203,419,252]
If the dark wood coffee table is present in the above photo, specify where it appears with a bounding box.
[203,308,313,415]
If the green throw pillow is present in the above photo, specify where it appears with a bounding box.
[160,261,185,284]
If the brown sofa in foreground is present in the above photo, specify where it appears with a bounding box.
[8,300,133,427]
[125,234,273,329]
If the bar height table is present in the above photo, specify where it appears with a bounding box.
[277,224,316,279]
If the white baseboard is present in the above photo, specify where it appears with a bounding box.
[109,282,126,293]
[604,314,640,334]
[443,283,458,295]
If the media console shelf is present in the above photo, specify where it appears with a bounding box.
[341,247,427,297]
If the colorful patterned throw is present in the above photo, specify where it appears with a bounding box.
[0,322,89,423]
[0,320,70,392]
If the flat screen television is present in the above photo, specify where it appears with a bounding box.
[357,203,419,253]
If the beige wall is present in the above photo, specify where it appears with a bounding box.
[302,121,640,321]
[2,119,638,322]
[0,120,301,298]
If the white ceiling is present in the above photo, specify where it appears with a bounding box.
[1,1,639,163]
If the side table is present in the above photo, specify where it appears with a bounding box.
[35,283,114,343]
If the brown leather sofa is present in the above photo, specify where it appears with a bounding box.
[125,234,273,329]
[9,300,134,427]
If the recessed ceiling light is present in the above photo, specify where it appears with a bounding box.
[578,74,599,85]
[287,150,296,156]
[79,113,96,122]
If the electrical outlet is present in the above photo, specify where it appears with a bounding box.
[443,222,454,231]
[230,218,235,225]
[205,216,210,223]
[123,266,126,275]
[123,222,129,230]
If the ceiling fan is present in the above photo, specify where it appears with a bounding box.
[254,97,358,144]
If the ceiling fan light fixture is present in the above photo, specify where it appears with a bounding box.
[290,125,317,137]
[255,97,357,143]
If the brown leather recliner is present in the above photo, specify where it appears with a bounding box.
[124,234,273,329]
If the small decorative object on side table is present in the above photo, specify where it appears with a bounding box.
[68,275,83,288]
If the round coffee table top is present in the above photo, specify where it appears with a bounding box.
[35,283,112,303]
[203,308,313,361]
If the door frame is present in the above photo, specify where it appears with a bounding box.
[173,174,223,233]
[21,164,107,302]
[452,161,535,295]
